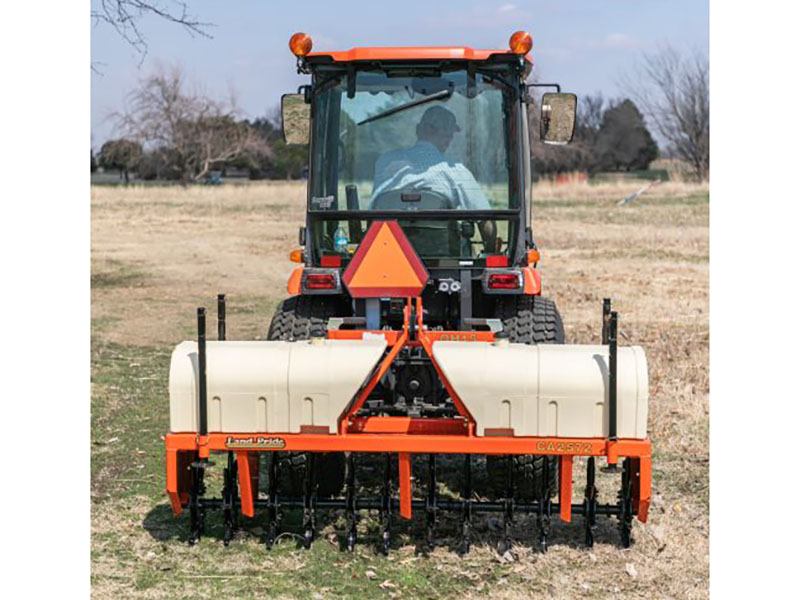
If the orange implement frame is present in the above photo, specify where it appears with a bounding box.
[165,431,652,523]
[166,295,651,533]
[166,296,651,524]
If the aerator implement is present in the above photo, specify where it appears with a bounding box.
[163,31,652,553]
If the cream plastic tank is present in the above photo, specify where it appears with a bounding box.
[168,338,387,434]
[432,341,648,438]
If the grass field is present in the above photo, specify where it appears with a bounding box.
[91,179,709,599]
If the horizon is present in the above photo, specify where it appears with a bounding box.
[91,0,709,149]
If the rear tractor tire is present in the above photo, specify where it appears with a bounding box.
[267,295,350,497]
[486,295,564,500]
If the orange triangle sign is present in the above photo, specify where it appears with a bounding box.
[343,221,429,298]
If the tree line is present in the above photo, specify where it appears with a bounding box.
[93,47,708,183]
[532,94,658,176]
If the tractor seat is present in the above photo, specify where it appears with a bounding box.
[370,189,459,257]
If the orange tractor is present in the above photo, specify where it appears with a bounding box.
[164,31,652,553]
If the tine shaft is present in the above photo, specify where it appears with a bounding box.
[188,460,205,545]
[536,458,550,552]
[619,457,633,547]
[461,454,472,554]
[302,453,316,549]
[381,453,392,555]
[426,454,437,549]
[346,453,357,551]
[499,455,513,555]
[584,457,597,547]
[265,453,278,549]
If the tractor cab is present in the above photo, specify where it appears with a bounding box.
[281,32,576,331]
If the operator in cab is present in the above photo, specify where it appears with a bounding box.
[370,105,498,254]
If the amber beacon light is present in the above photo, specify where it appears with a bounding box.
[289,32,313,57]
[509,30,533,55]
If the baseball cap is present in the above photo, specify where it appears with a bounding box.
[419,106,461,133]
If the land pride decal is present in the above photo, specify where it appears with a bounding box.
[224,435,286,449]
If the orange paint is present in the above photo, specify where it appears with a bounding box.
[522,266,541,295]
[559,455,574,522]
[165,433,652,523]
[287,266,303,295]
[166,432,650,458]
[307,46,531,63]
[236,451,259,518]
[343,221,428,298]
[348,416,468,435]
[398,452,412,519]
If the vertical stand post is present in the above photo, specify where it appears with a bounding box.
[189,307,209,545]
[602,298,611,344]
[608,311,618,442]
[217,294,226,341]
[197,307,208,437]
[217,294,237,545]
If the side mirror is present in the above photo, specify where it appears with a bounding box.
[540,92,577,145]
[281,93,310,145]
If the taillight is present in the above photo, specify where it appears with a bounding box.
[320,254,342,268]
[305,273,337,289]
[486,254,509,268]
[487,272,522,290]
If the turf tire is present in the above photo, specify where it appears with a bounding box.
[486,295,564,500]
[267,295,349,497]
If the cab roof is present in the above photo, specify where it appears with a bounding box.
[306,46,532,64]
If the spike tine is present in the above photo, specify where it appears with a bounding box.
[188,460,205,545]
[231,454,239,530]
[498,455,514,555]
[265,453,278,549]
[536,458,550,552]
[222,468,232,546]
[426,454,437,549]
[380,453,392,555]
[619,457,633,547]
[461,454,472,554]
[584,456,597,547]
[345,452,357,552]
[302,453,316,549]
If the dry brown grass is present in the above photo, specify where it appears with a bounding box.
[91,179,708,599]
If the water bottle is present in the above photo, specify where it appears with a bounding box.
[333,225,349,254]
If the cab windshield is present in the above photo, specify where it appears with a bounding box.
[310,67,519,212]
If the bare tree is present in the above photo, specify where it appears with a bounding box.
[91,1,211,62]
[622,46,709,179]
[115,66,270,182]
[578,93,606,133]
